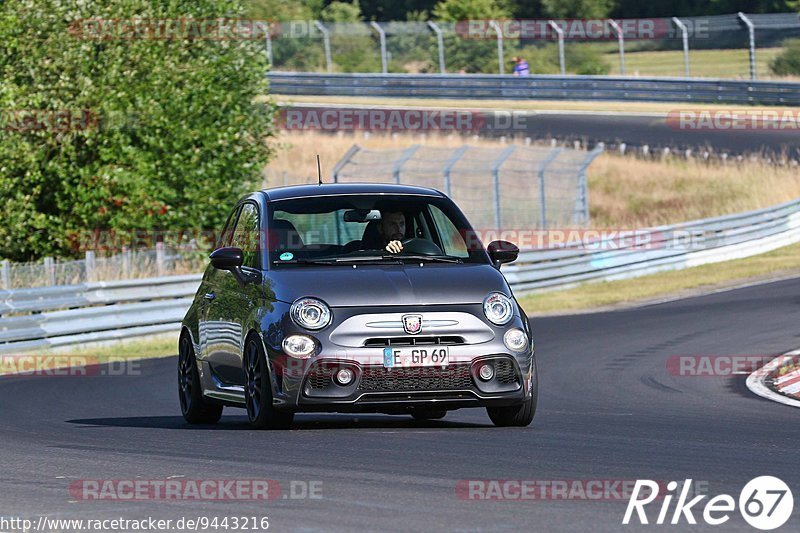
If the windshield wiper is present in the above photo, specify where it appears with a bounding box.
[271,259,337,266]
[394,254,463,264]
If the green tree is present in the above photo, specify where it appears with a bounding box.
[542,0,613,19]
[770,38,800,75]
[0,0,275,261]
[433,0,511,21]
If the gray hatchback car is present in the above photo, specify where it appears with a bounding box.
[179,183,537,428]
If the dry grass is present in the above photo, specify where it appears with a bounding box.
[266,131,800,228]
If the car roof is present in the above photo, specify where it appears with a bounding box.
[260,182,446,201]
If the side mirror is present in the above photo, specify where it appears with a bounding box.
[487,240,519,267]
[210,247,244,271]
[210,247,259,286]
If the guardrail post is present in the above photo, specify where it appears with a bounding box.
[427,21,446,74]
[1,259,9,289]
[314,21,332,73]
[547,21,566,75]
[85,251,95,282]
[488,20,505,75]
[156,242,165,277]
[442,145,468,197]
[491,146,516,228]
[738,12,757,80]
[43,256,56,286]
[370,22,388,74]
[607,19,625,75]
[331,144,361,183]
[538,148,563,230]
[672,17,690,77]
[122,246,132,278]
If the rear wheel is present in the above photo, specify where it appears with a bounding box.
[411,408,447,420]
[178,335,223,424]
[244,337,294,430]
[486,358,538,427]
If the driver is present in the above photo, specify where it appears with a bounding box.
[378,210,405,254]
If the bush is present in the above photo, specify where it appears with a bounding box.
[770,39,800,76]
[0,0,275,261]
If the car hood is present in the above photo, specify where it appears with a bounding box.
[266,263,509,307]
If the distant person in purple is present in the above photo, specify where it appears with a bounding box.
[512,56,530,77]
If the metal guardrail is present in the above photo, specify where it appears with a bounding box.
[0,275,201,354]
[268,72,800,105]
[2,197,800,352]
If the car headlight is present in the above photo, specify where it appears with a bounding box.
[483,292,514,325]
[282,335,316,358]
[290,297,332,330]
[503,328,528,352]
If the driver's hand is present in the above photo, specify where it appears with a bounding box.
[385,240,403,254]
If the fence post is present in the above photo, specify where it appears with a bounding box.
[672,17,690,77]
[314,21,332,73]
[491,146,516,229]
[393,144,421,184]
[442,145,469,197]
[331,144,362,182]
[156,242,165,277]
[265,24,273,66]
[738,12,757,80]
[1,259,9,290]
[85,250,95,282]
[576,145,605,225]
[538,148,563,230]
[547,21,566,75]
[370,22,388,74]
[43,256,56,286]
[488,20,504,75]
[607,19,625,75]
[427,21,446,74]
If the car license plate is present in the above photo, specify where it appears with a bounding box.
[383,347,450,368]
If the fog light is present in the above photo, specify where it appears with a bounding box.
[282,335,316,358]
[503,328,528,353]
[478,363,494,381]
[335,368,355,386]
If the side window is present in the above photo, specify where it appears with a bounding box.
[231,203,261,269]
[217,205,241,249]
[429,205,469,258]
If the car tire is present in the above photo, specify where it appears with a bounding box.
[411,408,447,420]
[244,336,294,430]
[486,358,538,427]
[178,334,223,424]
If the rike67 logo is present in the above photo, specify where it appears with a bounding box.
[623,477,793,530]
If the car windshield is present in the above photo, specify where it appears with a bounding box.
[267,194,488,265]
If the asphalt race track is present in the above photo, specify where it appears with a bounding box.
[1,277,799,532]
[284,104,800,158]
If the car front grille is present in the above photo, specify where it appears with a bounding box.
[363,336,465,347]
[357,364,473,391]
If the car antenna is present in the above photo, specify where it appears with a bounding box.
[316,154,323,185]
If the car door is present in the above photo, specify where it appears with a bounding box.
[204,201,262,386]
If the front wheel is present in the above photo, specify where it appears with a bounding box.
[486,358,538,427]
[244,337,294,430]
[178,335,223,424]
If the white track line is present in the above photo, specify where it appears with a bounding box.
[746,349,800,408]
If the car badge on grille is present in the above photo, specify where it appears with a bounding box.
[402,314,423,335]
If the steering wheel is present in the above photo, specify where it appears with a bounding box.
[400,238,443,255]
